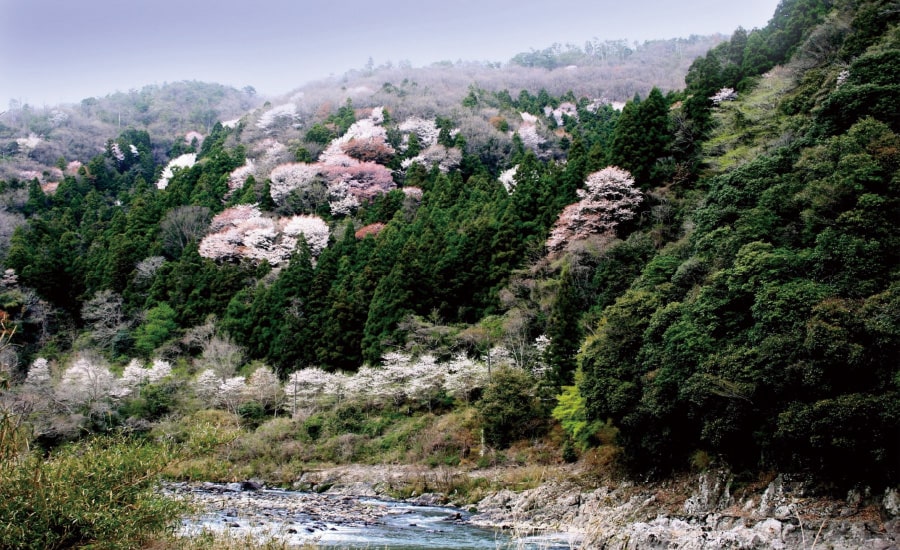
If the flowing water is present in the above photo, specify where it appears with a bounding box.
[173,484,579,549]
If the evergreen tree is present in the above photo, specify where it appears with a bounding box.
[609,88,671,186]
[545,262,583,386]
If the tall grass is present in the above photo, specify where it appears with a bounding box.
[0,434,187,549]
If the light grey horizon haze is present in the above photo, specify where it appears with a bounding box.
[1,0,780,109]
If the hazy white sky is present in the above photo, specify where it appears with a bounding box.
[1,0,780,109]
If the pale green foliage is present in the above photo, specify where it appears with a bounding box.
[552,369,604,449]
[702,65,799,172]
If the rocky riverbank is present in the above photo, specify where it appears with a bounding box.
[287,464,900,549]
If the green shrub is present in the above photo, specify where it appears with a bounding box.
[0,435,186,549]
[302,414,324,441]
[476,367,546,448]
[552,370,606,450]
[238,401,267,429]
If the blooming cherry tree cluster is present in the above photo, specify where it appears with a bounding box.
[15,134,42,152]
[24,358,52,395]
[326,181,361,216]
[402,187,424,201]
[216,376,247,413]
[256,103,299,131]
[284,367,348,413]
[208,204,262,232]
[56,355,116,412]
[199,205,330,264]
[836,69,850,87]
[277,351,495,413]
[499,165,518,193]
[400,144,462,173]
[48,109,69,127]
[443,353,490,404]
[546,166,643,252]
[544,102,578,126]
[355,222,386,239]
[281,214,330,255]
[342,137,395,164]
[319,114,389,167]
[252,108,399,214]
[321,162,396,204]
[109,142,125,162]
[192,368,251,412]
[115,358,173,398]
[184,131,204,146]
[227,159,256,196]
[65,160,83,176]
[514,112,546,151]
[398,117,441,149]
[244,366,282,410]
[193,369,221,402]
[156,153,197,189]
[269,162,320,204]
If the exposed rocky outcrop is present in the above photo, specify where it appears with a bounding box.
[469,472,900,549]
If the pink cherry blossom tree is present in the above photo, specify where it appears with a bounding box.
[546,166,642,252]
[321,162,396,207]
[200,206,329,264]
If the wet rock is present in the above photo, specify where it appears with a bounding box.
[242,479,264,491]
[406,492,446,506]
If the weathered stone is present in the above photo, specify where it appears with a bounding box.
[683,469,733,517]
[884,488,900,518]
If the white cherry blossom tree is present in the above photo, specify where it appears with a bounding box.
[56,355,116,413]
[244,365,282,412]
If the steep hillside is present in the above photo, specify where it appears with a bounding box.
[574,0,900,485]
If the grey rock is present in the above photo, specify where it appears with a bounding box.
[884,488,900,518]
[683,469,733,517]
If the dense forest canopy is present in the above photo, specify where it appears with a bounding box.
[0,0,897,493]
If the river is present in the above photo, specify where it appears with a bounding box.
[170,483,580,549]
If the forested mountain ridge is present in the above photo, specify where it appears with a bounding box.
[0,0,897,510]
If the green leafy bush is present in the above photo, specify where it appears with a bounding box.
[552,370,605,450]
[476,367,546,448]
[0,435,185,549]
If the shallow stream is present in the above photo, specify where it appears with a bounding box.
[172,483,578,549]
